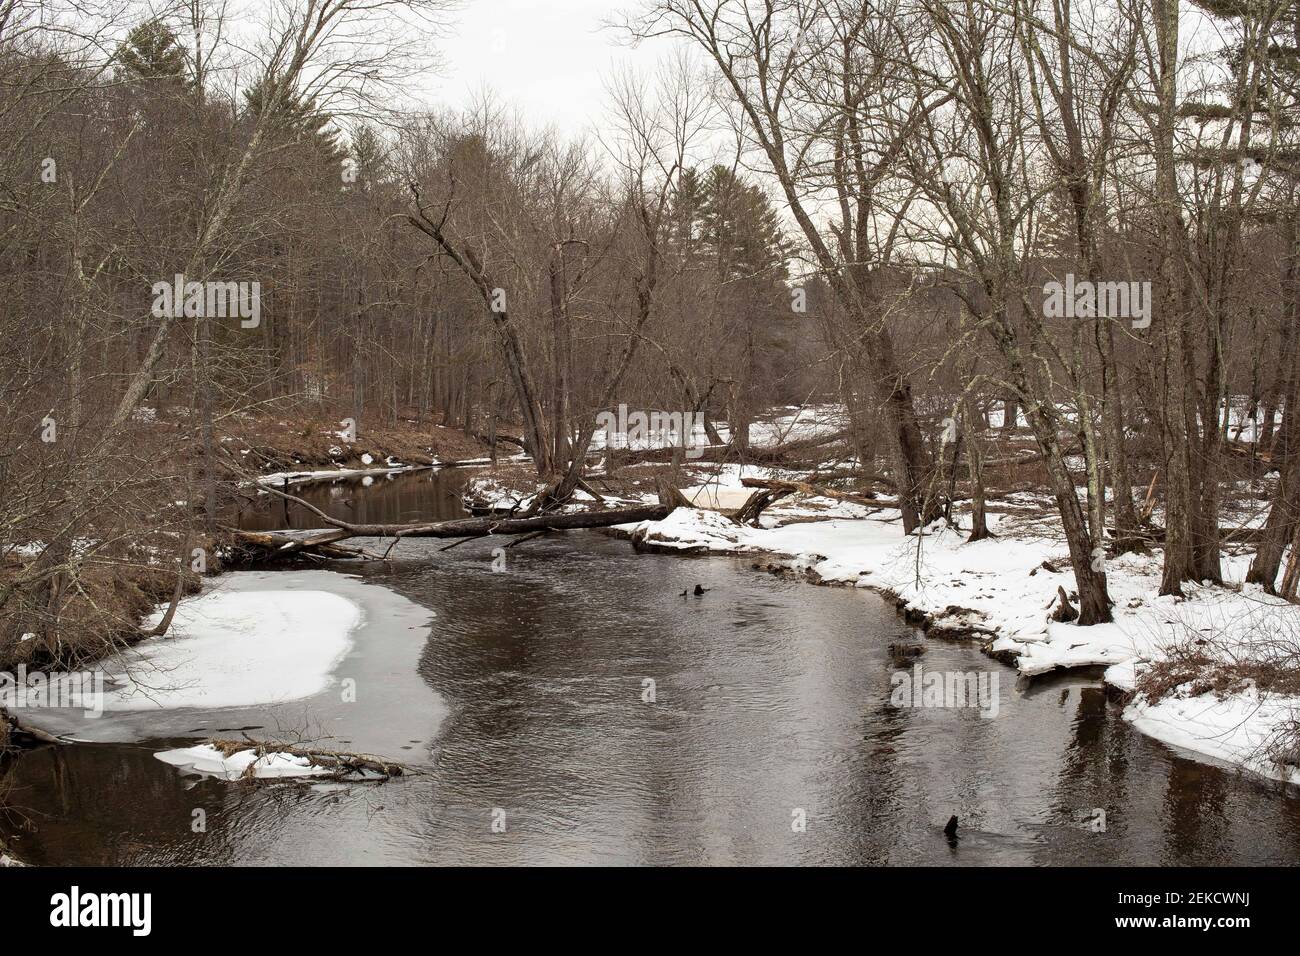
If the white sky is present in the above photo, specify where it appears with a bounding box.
[430,0,669,138]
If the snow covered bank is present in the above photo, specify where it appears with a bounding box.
[1124,690,1300,786]
[624,504,1300,787]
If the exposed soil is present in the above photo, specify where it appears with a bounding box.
[0,557,201,672]
[208,411,498,476]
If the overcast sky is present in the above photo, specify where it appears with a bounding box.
[431,0,669,137]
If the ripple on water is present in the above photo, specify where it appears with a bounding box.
[4,530,1300,864]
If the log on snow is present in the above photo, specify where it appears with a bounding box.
[739,477,884,508]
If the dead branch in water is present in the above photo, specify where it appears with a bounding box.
[228,481,674,561]
[209,737,424,781]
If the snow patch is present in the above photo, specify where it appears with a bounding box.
[108,590,360,710]
[1125,689,1300,786]
[155,744,332,780]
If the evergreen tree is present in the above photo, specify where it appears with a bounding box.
[698,165,788,281]
[115,19,190,88]
[243,78,342,161]
[671,164,788,281]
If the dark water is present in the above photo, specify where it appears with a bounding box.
[234,467,471,530]
[4,470,1300,865]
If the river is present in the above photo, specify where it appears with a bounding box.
[3,469,1300,865]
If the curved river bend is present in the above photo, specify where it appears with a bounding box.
[3,470,1300,865]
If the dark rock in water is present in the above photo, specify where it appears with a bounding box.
[888,642,924,661]
[943,815,959,838]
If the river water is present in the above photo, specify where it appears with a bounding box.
[3,470,1300,865]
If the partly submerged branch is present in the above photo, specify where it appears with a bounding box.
[227,484,675,561]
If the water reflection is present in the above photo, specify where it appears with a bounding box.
[5,481,1300,865]
[234,467,472,530]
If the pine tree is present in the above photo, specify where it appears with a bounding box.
[116,19,190,88]
[242,78,342,161]
[670,164,788,281]
[697,165,788,281]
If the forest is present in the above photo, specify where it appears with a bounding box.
[2,0,1300,826]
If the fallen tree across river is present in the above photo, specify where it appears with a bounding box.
[227,483,674,562]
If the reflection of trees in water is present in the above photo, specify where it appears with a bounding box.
[846,699,914,865]
[1044,684,1138,861]
[1047,679,1300,865]
[234,469,471,531]
[1159,756,1229,863]
[0,743,263,865]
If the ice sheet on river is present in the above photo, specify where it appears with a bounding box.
[114,588,359,710]
[14,570,447,763]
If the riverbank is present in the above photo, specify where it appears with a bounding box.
[611,487,1300,789]
[0,401,502,675]
[13,529,1300,866]
[202,409,498,476]
[0,560,202,674]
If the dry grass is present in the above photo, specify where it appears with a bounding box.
[1139,651,1300,701]
[1136,602,1300,704]
[0,556,200,671]
[211,411,496,475]
[1260,711,1300,776]
[1135,604,1300,779]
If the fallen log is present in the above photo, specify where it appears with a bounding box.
[229,501,675,561]
[1050,586,1078,623]
[654,475,695,510]
[732,486,792,525]
[740,477,882,508]
[470,429,526,450]
[1104,523,1269,546]
[2,708,65,748]
[319,504,673,538]
[209,737,420,781]
[791,467,897,488]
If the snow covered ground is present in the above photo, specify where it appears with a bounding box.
[621,488,1300,788]
[584,403,847,454]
